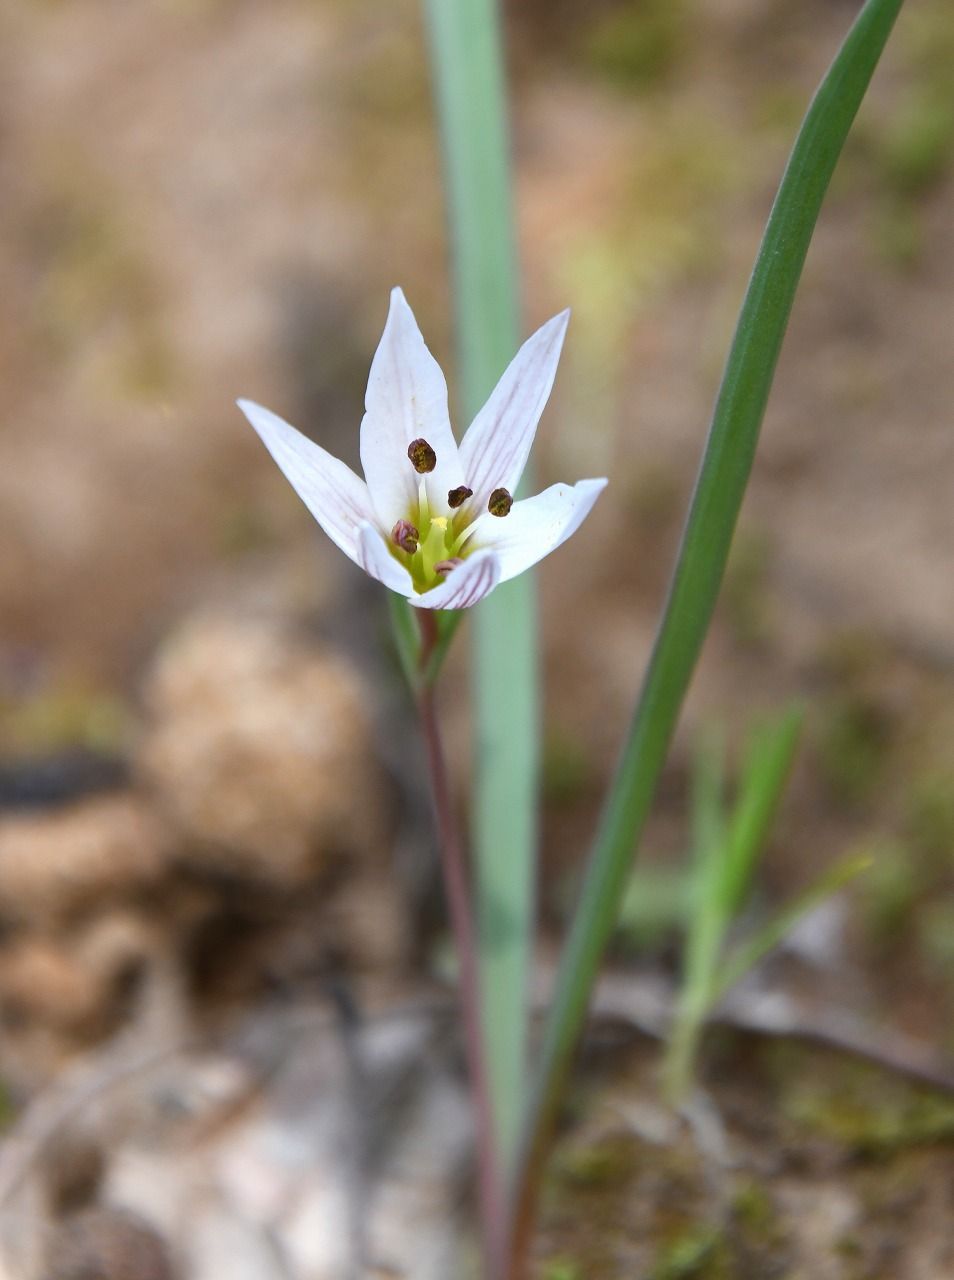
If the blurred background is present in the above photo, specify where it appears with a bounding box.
[0,1,952,1277]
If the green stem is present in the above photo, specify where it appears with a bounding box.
[663,991,709,1107]
[424,0,537,1183]
[416,611,503,1274]
[663,730,727,1104]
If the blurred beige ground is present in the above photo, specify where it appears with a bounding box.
[0,1,953,1276]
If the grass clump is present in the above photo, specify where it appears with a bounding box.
[907,771,954,865]
[550,1135,640,1191]
[652,1225,725,1280]
[585,0,691,92]
[788,1060,954,1157]
[0,684,130,759]
[858,837,922,943]
[542,1261,581,1280]
[877,90,954,197]
[815,693,894,805]
[543,730,594,808]
[28,154,175,399]
[723,528,774,649]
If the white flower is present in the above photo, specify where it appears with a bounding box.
[238,288,607,610]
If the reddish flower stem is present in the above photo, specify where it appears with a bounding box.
[416,610,504,1276]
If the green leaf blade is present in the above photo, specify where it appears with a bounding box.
[525,0,904,1172]
[721,704,804,915]
[424,0,537,1178]
[714,853,873,1002]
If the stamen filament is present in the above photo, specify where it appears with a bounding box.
[418,475,431,528]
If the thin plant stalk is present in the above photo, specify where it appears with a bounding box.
[507,0,904,1271]
[663,708,802,1103]
[663,731,726,1104]
[424,0,537,1181]
[415,610,503,1272]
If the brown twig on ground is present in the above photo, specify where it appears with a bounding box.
[587,969,954,1094]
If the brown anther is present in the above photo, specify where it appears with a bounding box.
[488,487,513,517]
[447,485,473,509]
[434,558,464,574]
[407,438,437,474]
[391,519,420,554]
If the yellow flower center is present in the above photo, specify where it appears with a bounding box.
[399,514,466,592]
[387,440,511,593]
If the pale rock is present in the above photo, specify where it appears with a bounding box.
[0,939,105,1037]
[0,913,161,1089]
[186,1204,288,1280]
[0,797,170,927]
[43,1207,175,1280]
[137,613,387,888]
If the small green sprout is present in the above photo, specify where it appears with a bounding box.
[657,705,871,1103]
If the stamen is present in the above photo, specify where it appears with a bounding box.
[434,557,463,574]
[408,438,437,474]
[391,519,420,554]
[418,475,430,528]
[447,485,473,509]
[488,487,513,517]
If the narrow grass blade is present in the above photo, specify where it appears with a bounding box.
[525,0,904,1172]
[617,865,693,949]
[721,704,804,915]
[683,729,728,1000]
[692,728,726,878]
[424,0,537,1176]
[713,852,873,1001]
[663,732,728,1101]
[665,711,800,1099]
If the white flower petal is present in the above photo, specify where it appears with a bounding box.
[360,288,463,527]
[458,309,569,510]
[238,399,372,563]
[408,549,501,611]
[357,522,415,595]
[468,478,607,583]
